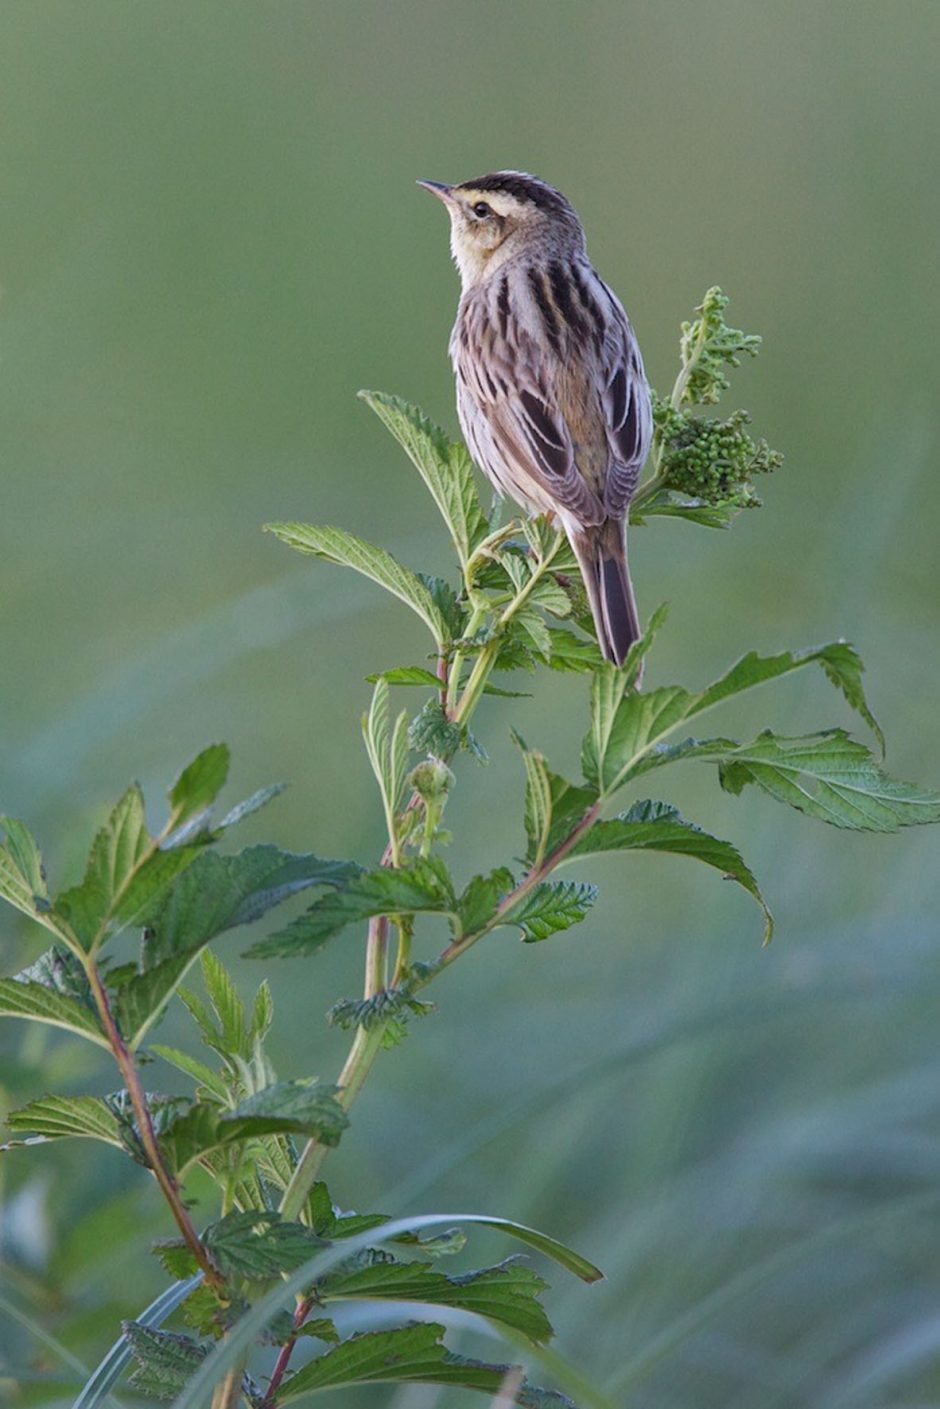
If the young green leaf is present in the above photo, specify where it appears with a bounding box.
[717,730,940,830]
[328,987,434,1037]
[359,391,489,568]
[514,735,553,867]
[73,1276,202,1409]
[4,1094,123,1148]
[200,1211,324,1281]
[675,286,762,408]
[198,949,248,1059]
[122,1323,208,1401]
[320,1256,553,1343]
[248,857,455,959]
[167,744,230,835]
[306,1183,390,1241]
[150,1045,229,1102]
[266,522,449,645]
[54,785,150,950]
[512,737,599,867]
[566,799,773,943]
[362,679,410,855]
[502,881,598,943]
[276,1322,573,1406]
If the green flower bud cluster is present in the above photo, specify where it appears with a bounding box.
[678,286,762,406]
[653,396,783,507]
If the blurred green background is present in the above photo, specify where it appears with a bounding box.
[2,1,940,1404]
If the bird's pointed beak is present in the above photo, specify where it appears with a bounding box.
[417,179,456,205]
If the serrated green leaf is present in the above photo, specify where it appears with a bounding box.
[178,1282,242,1338]
[631,484,745,528]
[583,681,692,795]
[514,734,553,867]
[151,1241,199,1280]
[512,607,553,660]
[0,817,50,914]
[502,881,598,943]
[717,730,940,831]
[689,641,883,751]
[220,1080,348,1145]
[167,1210,602,1409]
[320,1256,553,1342]
[277,1322,573,1405]
[392,1227,468,1258]
[366,665,443,688]
[201,1211,324,1280]
[527,577,572,619]
[74,1275,203,1409]
[251,979,274,1042]
[150,1046,228,1101]
[359,391,489,567]
[199,950,247,1058]
[155,1105,223,1178]
[543,628,604,674]
[249,857,455,959]
[567,799,773,943]
[297,1317,340,1344]
[167,744,230,833]
[146,1082,349,1180]
[4,1094,123,1147]
[328,986,434,1037]
[216,783,286,833]
[54,785,150,949]
[0,976,108,1046]
[266,521,449,644]
[363,680,410,843]
[455,868,515,937]
[117,846,356,1044]
[122,1323,208,1400]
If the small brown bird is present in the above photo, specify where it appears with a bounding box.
[420,170,651,664]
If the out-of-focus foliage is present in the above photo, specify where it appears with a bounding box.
[2,3,940,1407]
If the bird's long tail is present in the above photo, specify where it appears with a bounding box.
[570,519,640,667]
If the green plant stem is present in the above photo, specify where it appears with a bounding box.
[435,800,602,972]
[454,532,564,725]
[279,916,388,1220]
[84,961,225,1294]
[445,599,489,716]
[282,527,575,1219]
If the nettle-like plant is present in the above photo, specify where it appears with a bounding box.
[3,291,939,1409]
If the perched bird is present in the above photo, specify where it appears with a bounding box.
[420,170,652,665]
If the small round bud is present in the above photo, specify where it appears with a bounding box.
[408,758,455,803]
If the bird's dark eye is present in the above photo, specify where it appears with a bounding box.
[472,201,493,218]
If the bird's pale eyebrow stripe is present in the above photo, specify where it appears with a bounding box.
[547,260,587,339]
[526,266,562,352]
